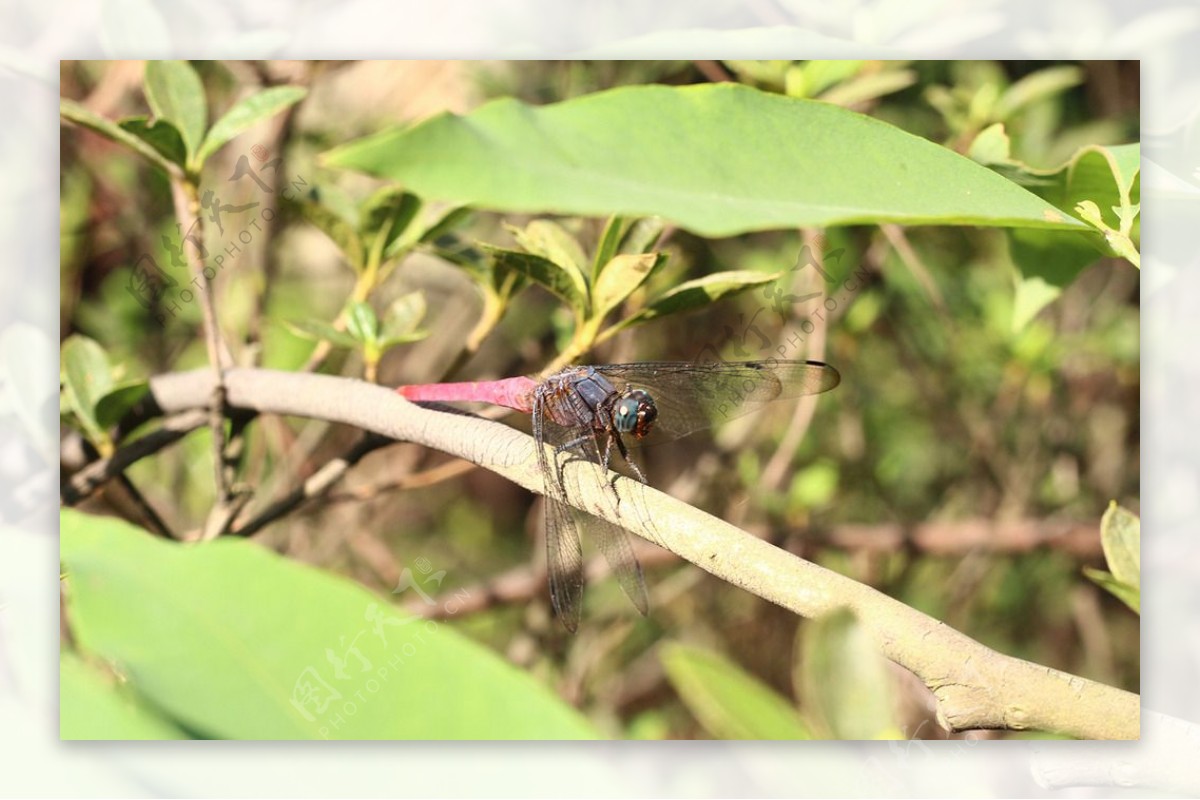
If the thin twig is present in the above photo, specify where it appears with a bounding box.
[65,435,177,539]
[409,540,677,620]
[694,60,734,83]
[144,367,1139,739]
[168,176,239,540]
[409,517,1104,621]
[790,518,1104,558]
[881,223,947,312]
[231,433,394,537]
[324,459,478,503]
[762,228,831,491]
[112,472,174,539]
[244,77,304,364]
[61,409,210,504]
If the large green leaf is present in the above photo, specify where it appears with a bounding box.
[143,61,208,170]
[661,642,811,739]
[61,651,188,740]
[324,84,1084,238]
[60,510,598,740]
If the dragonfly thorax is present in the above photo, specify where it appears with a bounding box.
[613,389,657,438]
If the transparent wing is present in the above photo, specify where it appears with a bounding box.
[564,431,650,618]
[593,359,840,440]
[534,402,649,631]
[533,404,586,633]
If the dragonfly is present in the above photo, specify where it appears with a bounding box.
[397,359,840,632]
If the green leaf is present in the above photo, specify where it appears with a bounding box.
[483,245,587,315]
[61,651,188,740]
[816,68,917,108]
[118,116,187,167]
[60,510,599,739]
[1009,229,1104,332]
[591,253,663,322]
[618,217,665,257]
[1099,502,1140,590]
[60,335,115,444]
[661,642,811,739]
[359,187,422,257]
[143,61,208,170]
[1000,142,1141,329]
[993,65,1084,120]
[1083,568,1140,614]
[509,220,590,280]
[592,215,630,283]
[607,270,779,335]
[1005,143,1140,244]
[430,236,490,283]
[196,85,307,166]
[60,98,179,176]
[283,319,361,349]
[725,60,793,89]
[798,608,902,740]
[324,83,1085,238]
[967,123,1011,166]
[345,301,380,345]
[94,381,149,430]
[380,292,427,346]
[785,60,864,98]
[419,205,475,244]
[283,196,365,272]
[787,459,839,511]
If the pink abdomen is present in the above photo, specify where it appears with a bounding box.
[397,376,538,413]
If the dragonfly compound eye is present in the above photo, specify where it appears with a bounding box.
[618,389,657,438]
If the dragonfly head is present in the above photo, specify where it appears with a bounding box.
[613,388,658,438]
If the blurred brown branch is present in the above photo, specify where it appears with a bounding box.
[412,517,1103,621]
[796,518,1103,558]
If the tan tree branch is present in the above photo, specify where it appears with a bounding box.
[144,367,1139,739]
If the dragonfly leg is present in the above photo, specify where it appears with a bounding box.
[599,430,615,473]
[613,432,648,484]
[556,434,590,454]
